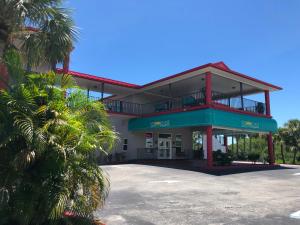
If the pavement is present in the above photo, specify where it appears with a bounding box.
[95,163,300,225]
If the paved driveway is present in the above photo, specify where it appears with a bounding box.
[95,164,300,225]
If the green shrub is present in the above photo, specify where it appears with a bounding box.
[248,152,260,164]
[213,150,233,166]
[0,53,117,224]
[237,151,247,160]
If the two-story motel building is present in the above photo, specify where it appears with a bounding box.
[57,62,282,167]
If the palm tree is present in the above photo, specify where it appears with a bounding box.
[283,119,300,164]
[0,50,116,225]
[273,128,286,164]
[0,0,78,72]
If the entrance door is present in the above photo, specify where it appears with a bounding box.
[158,134,172,159]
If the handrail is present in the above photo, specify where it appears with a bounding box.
[84,90,266,116]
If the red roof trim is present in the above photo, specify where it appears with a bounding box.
[25,26,39,32]
[210,64,282,90]
[56,69,140,89]
[140,63,212,88]
[56,61,282,91]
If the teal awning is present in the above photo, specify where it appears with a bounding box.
[128,108,278,133]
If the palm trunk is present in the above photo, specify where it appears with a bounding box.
[280,144,285,164]
[236,137,239,155]
[292,148,297,164]
[0,62,9,89]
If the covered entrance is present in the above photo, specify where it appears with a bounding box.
[129,108,278,167]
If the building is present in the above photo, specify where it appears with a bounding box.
[57,61,282,167]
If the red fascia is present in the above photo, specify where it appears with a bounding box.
[57,61,282,91]
[25,26,39,32]
[210,64,282,91]
[140,62,282,91]
[107,111,139,117]
[140,63,212,88]
[56,69,140,89]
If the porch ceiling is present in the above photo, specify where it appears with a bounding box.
[123,73,262,103]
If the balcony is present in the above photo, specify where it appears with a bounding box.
[89,90,266,117]
[212,92,266,115]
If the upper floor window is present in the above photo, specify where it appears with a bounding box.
[123,138,128,150]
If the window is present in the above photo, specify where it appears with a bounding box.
[123,138,128,151]
[145,133,153,148]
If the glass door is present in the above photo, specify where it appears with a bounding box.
[158,134,172,159]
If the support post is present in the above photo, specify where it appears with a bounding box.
[205,72,212,105]
[101,83,104,100]
[232,135,234,152]
[264,90,271,116]
[206,126,213,168]
[243,135,246,152]
[267,133,275,165]
[240,82,244,110]
[224,135,228,152]
[87,88,90,99]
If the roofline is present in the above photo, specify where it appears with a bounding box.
[25,26,39,32]
[210,64,283,91]
[139,63,212,88]
[56,62,282,91]
[56,69,140,89]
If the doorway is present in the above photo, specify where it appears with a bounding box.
[158,134,172,159]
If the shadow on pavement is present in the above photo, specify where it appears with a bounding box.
[129,159,295,176]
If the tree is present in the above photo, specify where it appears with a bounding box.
[273,128,286,164]
[0,0,78,70]
[283,119,300,164]
[0,50,117,225]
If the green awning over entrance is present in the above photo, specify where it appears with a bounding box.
[128,108,278,133]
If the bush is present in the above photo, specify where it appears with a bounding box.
[0,55,117,225]
[237,151,247,160]
[248,152,260,164]
[213,150,233,166]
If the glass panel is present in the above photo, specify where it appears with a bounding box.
[159,140,164,147]
[159,134,171,139]
[166,149,170,157]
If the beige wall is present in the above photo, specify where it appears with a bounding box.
[109,115,194,161]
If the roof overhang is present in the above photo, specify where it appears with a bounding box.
[56,61,282,97]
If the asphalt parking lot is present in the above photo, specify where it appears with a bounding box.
[95,164,300,225]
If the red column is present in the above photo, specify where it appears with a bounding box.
[205,72,212,105]
[264,90,271,116]
[206,126,213,167]
[267,133,275,165]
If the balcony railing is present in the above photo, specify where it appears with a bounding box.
[103,99,143,115]
[213,95,266,115]
[87,90,266,116]
[142,90,205,114]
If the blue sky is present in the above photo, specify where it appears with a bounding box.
[65,0,300,126]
